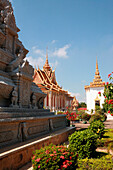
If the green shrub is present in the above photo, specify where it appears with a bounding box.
[77,155,113,170]
[32,144,77,170]
[89,120,105,138]
[81,113,91,121]
[89,113,103,123]
[102,114,107,122]
[69,129,98,159]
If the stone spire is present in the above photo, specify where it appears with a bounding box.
[43,47,51,71]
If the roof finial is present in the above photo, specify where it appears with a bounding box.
[96,56,98,71]
[46,46,48,60]
[43,47,51,71]
[95,56,100,76]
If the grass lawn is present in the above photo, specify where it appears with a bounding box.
[97,129,113,149]
[77,154,113,170]
[76,128,113,169]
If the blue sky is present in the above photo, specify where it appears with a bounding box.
[11,0,113,102]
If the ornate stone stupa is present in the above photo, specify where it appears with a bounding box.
[0,0,66,149]
[71,96,78,110]
[85,57,105,112]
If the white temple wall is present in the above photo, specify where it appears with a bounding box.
[86,87,105,112]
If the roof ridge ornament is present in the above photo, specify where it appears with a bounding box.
[43,47,51,71]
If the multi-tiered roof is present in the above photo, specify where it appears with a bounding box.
[85,58,105,89]
[33,53,73,99]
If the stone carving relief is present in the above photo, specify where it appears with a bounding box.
[7,34,13,53]
[48,119,54,132]
[28,125,47,136]
[17,122,27,142]
[10,86,18,107]
[0,0,46,108]
[21,80,30,106]
[0,130,13,143]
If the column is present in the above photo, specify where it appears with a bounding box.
[44,96,47,108]
[49,91,52,110]
[53,93,54,111]
[55,94,57,110]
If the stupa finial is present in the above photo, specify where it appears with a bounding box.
[43,47,51,71]
[95,57,99,76]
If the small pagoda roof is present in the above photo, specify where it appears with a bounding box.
[85,57,105,89]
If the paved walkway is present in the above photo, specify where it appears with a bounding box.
[74,120,113,130]
[19,120,113,170]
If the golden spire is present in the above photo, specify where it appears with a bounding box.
[43,47,51,71]
[95,57,99,75]
[46,46,48,61]
[84,57,105,89]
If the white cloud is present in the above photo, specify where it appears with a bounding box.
[27,56,44,68]
[69,92,86,103]
[50,60,59,69]
[31,46,45,57]
[51,40,56,44]
[53,44,71,58]
[69,92,81,98]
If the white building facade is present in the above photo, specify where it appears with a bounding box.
[85,58,105,113]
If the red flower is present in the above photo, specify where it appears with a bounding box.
[108,99,113,104]
[108,73,112,78]
[45,150,50,154]
[60,156,65,159]
[46,159,49,163]
[32,156,35,160]
[69,162,72,165]
[111,114,113,116]
[35,158,41,162]
[106,100,108,103]
[70,156,72,160]
[50,154,54,156]
[62,164,68,168]
[98,91,101,94]
[108,110,110,113]
[106,82,109,85]
[38,165,41,168]
[105,96,106,98]
[103,82,105,85]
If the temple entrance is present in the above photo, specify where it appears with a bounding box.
[95,100,100,107]
[95,96,100,110]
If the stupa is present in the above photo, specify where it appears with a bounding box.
[85,58,105,112]
[71,96,78,111]
[0,0,66,149]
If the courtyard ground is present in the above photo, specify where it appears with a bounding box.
[19,120,113,170]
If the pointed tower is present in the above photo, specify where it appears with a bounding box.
[90,57,104,87]
[43,47,51,71]
[85,57,105,113]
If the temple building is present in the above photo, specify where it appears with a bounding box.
[84,58,105,112]
[33,53,73,111]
